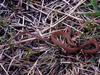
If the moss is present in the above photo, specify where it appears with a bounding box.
[23,47,44,62]
[83,21,96,34]
[0,17,8,27]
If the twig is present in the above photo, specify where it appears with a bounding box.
[0,63,9,75]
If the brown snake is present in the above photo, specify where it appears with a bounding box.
[51,28,100,54]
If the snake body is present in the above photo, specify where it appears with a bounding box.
[51,28,100,54]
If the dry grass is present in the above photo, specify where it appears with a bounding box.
[0,0,100,75]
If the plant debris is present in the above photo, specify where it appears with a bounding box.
[0,0,100,75]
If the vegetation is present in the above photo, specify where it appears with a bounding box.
[0,0,100,75]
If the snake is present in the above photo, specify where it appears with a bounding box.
[51,28,100,54]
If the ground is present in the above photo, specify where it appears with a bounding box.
[0,0,100,75]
